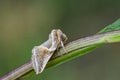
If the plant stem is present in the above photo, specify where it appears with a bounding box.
[52,30,120,58]
[0,30,120,80]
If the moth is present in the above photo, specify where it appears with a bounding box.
[32,29,67,74]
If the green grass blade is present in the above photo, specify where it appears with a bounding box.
[47,19,120,68]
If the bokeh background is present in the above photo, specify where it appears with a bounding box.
[0,0,120,80]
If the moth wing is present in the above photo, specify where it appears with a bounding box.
[32,46,53,74]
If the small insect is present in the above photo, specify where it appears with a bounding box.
[31,29,67,74]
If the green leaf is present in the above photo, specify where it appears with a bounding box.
[99,19,120,33]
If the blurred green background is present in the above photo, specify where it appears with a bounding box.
[0,0,120,80]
